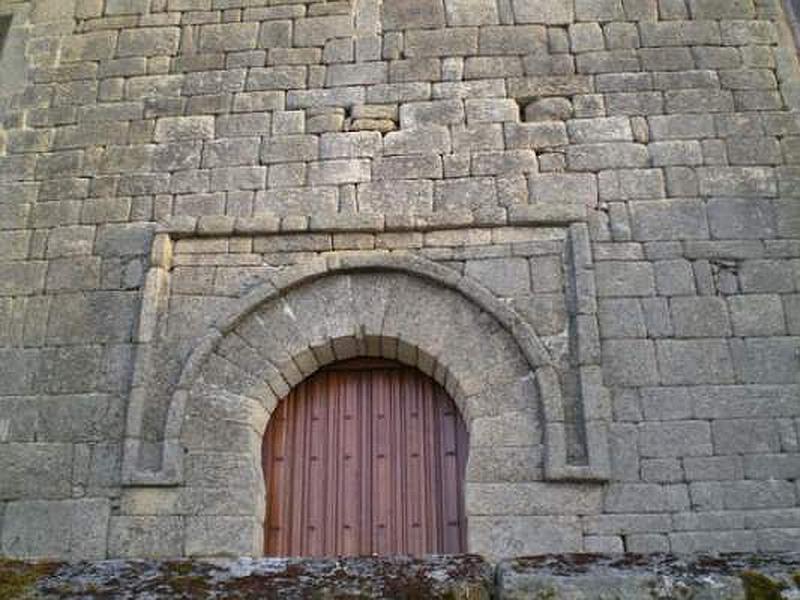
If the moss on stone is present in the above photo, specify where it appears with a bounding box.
[155,561,212,598]
[162,560,195,577]
[163,573,211,598]
[533,587,559,600]
[0,559,60,599]
[740,570,787,600]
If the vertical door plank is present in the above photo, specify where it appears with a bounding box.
[371,368,390,555]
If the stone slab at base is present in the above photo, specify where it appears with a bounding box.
[2,554,799,599]
[499,554,800,599]
[1,555,493,599]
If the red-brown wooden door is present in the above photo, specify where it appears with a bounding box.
[262,359,469,557]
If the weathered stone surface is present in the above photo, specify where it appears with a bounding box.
[46,292,137,343]
[199,23,259,52]
[514,0,574,24]
[2,0,800,563]
[568,117,632,144]
[656,340,735,385]
[118,28,180,57]
[185,517,261,557]
[605,483,690,513]
[470,517,582,558]
[405,28,478,58]
[595,261,655,297]
[154,117,215,142]
[505,122,568,150]
[698,167,777,197]
[434,177,497,210]
[496,555,800,600]
[1,499,110,559]
[639,421,712,457]
[400,100,465,128]
[6,555,800,599]
[729,295,785,336]
[327,63,387,87]
[670,296,731,337]
[358,180,434,213]
[467,483,604,515]
[466,99,519,124]
[445,0,499,26]
[567,143,649,171]
[248,66,306,91]
[733,338,800,384]
[383,0,446,30]
[480,25,547,55]
[602,339,659,386]
[61,31,117,62]
[0,444,73,500]
[466,259,530,296]
[707,198,777,239]
[256,188,338,216]
[108,517,185,558]
[0,263,47,296]
[373,155,442,180]
[598,298,646,338]
[524,98,573,122]
[529,173,597,204]
[631,200,708,241]
[307,159,370,185]
[260,135,319,164]
[382,126,452,156]
[6,556,495,598]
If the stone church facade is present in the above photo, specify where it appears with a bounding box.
[0,0,798,560]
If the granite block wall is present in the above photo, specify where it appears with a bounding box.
[0,0,798,559]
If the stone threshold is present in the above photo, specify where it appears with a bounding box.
[2,553,799,599]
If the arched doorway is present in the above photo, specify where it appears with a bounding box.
[262,358,469,557]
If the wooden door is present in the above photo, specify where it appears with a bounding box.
[262,359,469,557]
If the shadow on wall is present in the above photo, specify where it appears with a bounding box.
[0,9,27,98]
[787,0,800,45]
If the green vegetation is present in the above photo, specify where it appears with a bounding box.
[158,561,212,598]
[740,570,788,600]
[0,559,60,599]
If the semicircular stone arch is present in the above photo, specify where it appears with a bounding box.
[177,268,546,557]
[190,268,541,424]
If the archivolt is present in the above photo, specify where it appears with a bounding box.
[123,251,601,485]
